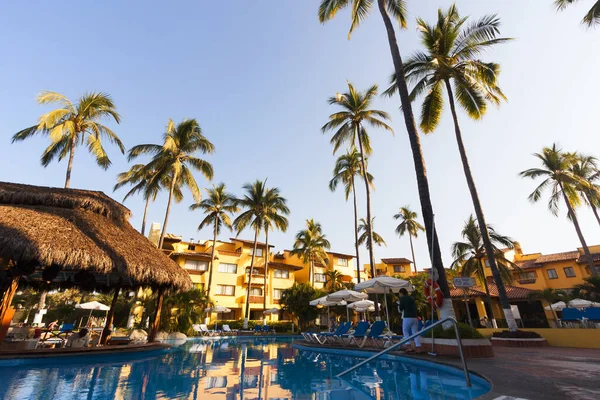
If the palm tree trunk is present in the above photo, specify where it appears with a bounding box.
[207,218,218,297]
[409,234,417,274]
[158,172,177,250]
[559,182,598,276]
[64,136,77,188]
[444,80,517,331]
[141,197,150,236]
[149,288,165,342]
[310,260,314,286]
[264,228,269,311]
[477,259,496,321]
[100,284,121,345]
[243,226,259,328]
[351,177,361,283]
[585,193,600,227]
[375,0,451,309]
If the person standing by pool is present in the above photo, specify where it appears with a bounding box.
[398,288,421,353]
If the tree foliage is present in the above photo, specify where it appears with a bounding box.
[279,283,325,331]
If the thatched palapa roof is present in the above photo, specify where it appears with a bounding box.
[0,182,192,291]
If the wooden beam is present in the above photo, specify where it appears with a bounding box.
[149,288,165,342]
[0,273,19,342]
[100,284,121,345]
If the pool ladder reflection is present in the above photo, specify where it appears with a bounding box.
[336,317,471,387]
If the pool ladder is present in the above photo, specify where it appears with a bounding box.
[336,317,472,387]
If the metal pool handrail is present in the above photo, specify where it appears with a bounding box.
[335,317,471,387]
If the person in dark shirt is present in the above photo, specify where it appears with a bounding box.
[398,288,421,353]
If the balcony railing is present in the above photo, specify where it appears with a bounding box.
[518,278,536,285]
[244,274,265,285]
[249,296,264,303]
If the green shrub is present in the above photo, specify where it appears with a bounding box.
[205,319,297,333]
[492,330,542,339]
[429,322,483,339]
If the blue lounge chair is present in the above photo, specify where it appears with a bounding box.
[340,321,369,346]
[313,322,351,344]
[254,325,263,334]
[262,325,274,334]
[583,307,600,321]
[348,321,386,348]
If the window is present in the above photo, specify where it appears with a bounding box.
[314,273,327,283]
[184,260,208,271]
[187,244,196,251]
[250,248,264,257]
[274,269,289,279]
[337,258,348,267]
[250,287,263,296]
[518,271,536,283]
[218,263,237,274]
[245,267,261,275]
[547,269,558,279]
[484,259,490,267]
[215,285,235,296]
[563,267,576,278]
[273,289,283,299]
[393,265,406,273]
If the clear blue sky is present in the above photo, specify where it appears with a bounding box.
[1,1,598,270]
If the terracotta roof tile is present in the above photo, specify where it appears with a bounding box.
[450,287,487,298]
[576,253,600,263]
[381,258,413,265]
[515,260,537,269]
[534,251,579,264]
[450,284,534,300]
[268,261,303,271]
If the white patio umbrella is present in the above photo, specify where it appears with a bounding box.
[355,277,413,332]
[263,307,279,325]
[326,290,368,321]
[347,300,377,313]
[568,298,600,308]
[75,301,110,326]
[206,306,231,332]
[545,301,567,311]
[310,296,347,328]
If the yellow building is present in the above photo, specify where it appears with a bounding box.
[364,257,416,279]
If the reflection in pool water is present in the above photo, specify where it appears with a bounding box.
[0,337,489,399]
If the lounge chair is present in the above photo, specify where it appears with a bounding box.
[262,325,275,334]
[341,321,369,346]
[313,322,352,344]
[347,321,387,348]
[253,325,263,334]
[37,323,74,348]
[193,324,216,336]
[222,325,237,335]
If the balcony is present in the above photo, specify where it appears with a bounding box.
[249,296,264,303]
[518,278,537,285]
[244,274,265,285]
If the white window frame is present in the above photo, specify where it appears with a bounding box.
[337,258,348,266]
[184,259,208,271]
[314,273,327,283]
[216,285,235,296]
[273,288,283,299]
[274,269,289,279]
[250,248,264,257]
[250,287,263,296]
[218,263,237,274]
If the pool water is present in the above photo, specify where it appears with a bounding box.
[0,337,490,399]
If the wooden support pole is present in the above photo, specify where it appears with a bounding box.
[0,273,19,342]
[149,287,165,342]
[100,284,121,345]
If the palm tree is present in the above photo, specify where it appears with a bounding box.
[451,215,517,323]
[572,276,600,302]
[569,153,600,227]
[13,91,123,188]
[291,219,331,286]
[384,5,517,330]
[128,119,214,249]
[520,144,597,276]
[357,217,386,251]
[261,186,290,311]
[527,288,569,326]
[318,1,455,321]
[324,270,344,292]
[233,180,267,328]
[190,183,239,297]
[393,206,425,273]
[114,164,184,235]
[329,149,374,283]
[322,82,392,284]
[555,0,600,26]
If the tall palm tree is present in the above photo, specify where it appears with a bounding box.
[451,215,517,323]
[291,219,331,286]
[527,288,569,326]
[384,5,516,330]
[520,144,597,276]
[318,1,455,321]
[322,82,392,284]
[329,149,374,283]
[233,180,267,328]
[260,186,290,311]
[13,91,123,188]
[357,217,386,251]
[555,0,600,26]
[569,153,600,227]
[393,206,425,273]
[190,183,239,297]
[114,164,184,235]
[128,119,214,249]
[324,270,344,292]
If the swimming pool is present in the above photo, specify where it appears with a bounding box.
[0,337,490,399]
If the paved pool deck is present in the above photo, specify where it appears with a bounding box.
[295,341,600,400]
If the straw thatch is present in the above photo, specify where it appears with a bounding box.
[0,182,192,291]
